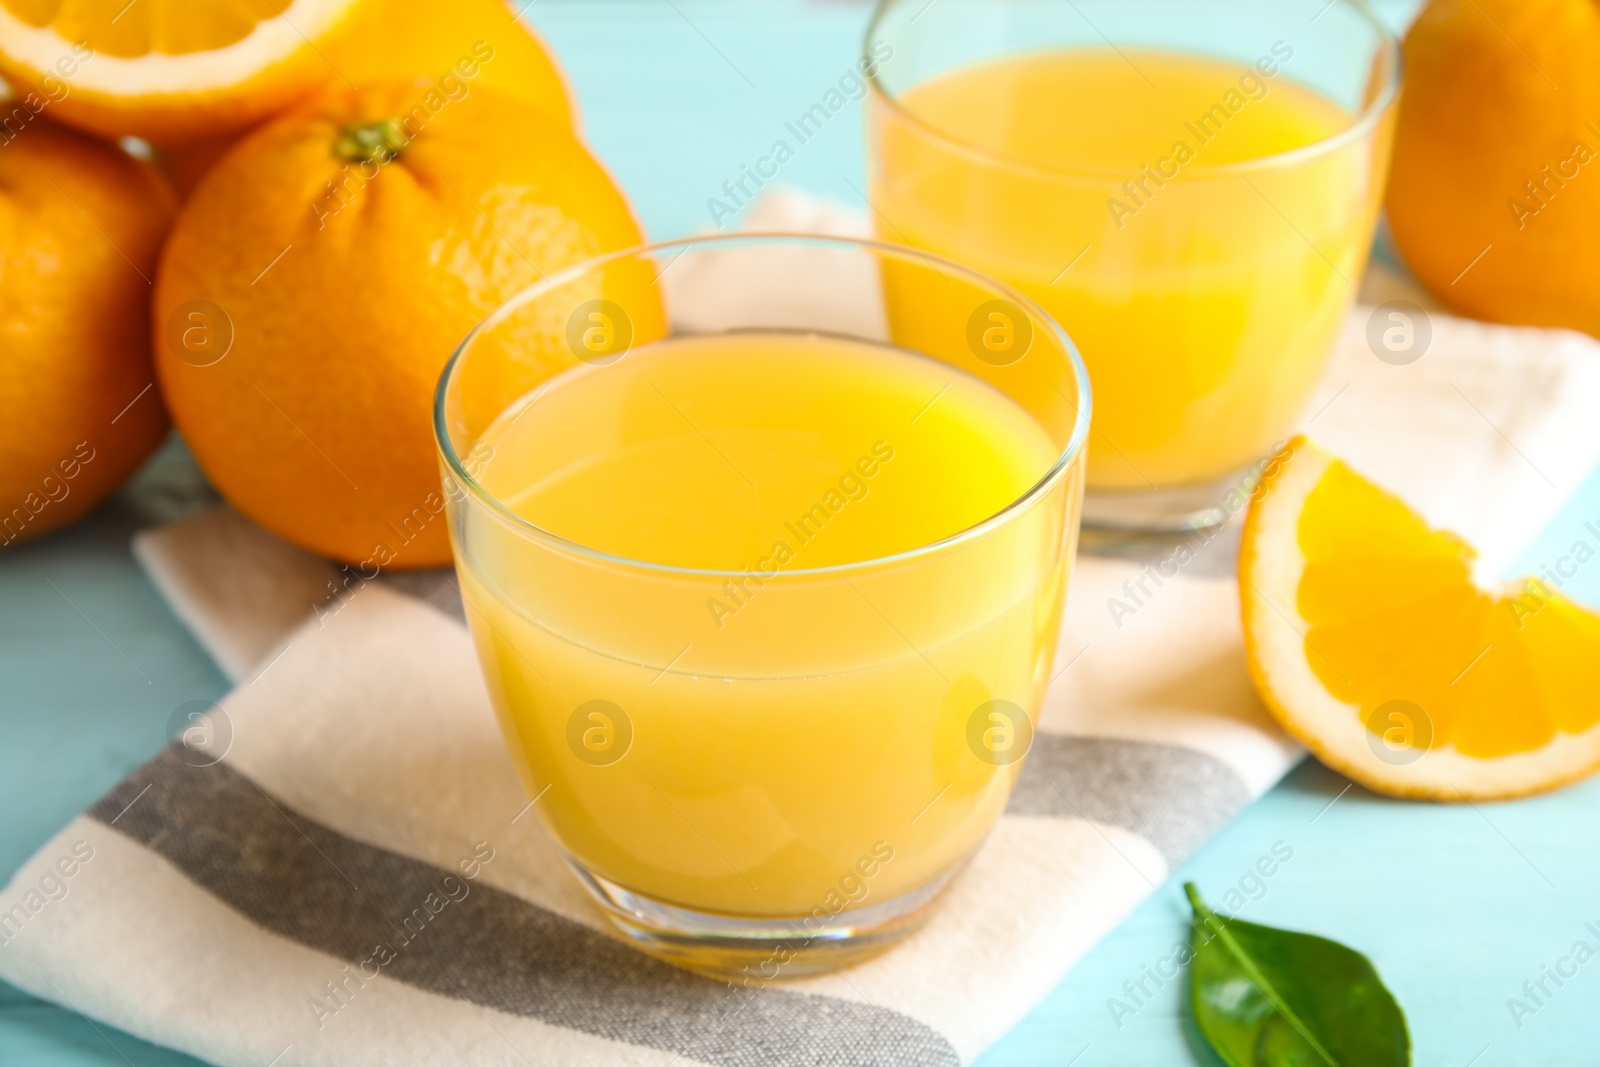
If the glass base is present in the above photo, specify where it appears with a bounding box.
[566,858,961,980]
[1082,470,1254,533]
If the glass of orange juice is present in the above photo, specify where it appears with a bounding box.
[867,0,1399,529]
[434,234,1089,977]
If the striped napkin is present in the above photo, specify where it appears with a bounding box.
[3,190,1599,1067]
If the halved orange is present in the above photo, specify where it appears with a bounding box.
[1241,436,1600,800]
[0,0,373,143]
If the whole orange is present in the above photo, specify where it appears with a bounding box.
[330,0,572,127]
[156,0,575,197]
[154,82,649,569]
[0,119,174,547]
[1387,0,1600,335]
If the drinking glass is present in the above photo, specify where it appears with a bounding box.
[867,0,1399,529]
[434,234,1090,977]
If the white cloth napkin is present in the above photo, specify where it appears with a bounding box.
[3,189,1598,1067]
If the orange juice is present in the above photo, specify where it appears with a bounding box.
[872,47,1386,490]
[454,330,1072,918]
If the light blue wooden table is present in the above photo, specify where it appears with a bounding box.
[6,3,1600,1064]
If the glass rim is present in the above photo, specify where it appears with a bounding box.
[433,230,1093,580]
[864,0,1402,182]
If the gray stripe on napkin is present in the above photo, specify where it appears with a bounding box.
[1008,734,1251,866]
[87,749,959,1067]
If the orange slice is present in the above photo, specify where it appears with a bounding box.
[0,0,371,143]
[1241,436,1600,800]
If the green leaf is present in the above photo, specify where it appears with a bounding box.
[1184,882,1410,1067]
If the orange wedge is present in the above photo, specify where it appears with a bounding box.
[1241,436,1600,800]
[0,0,373,143]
